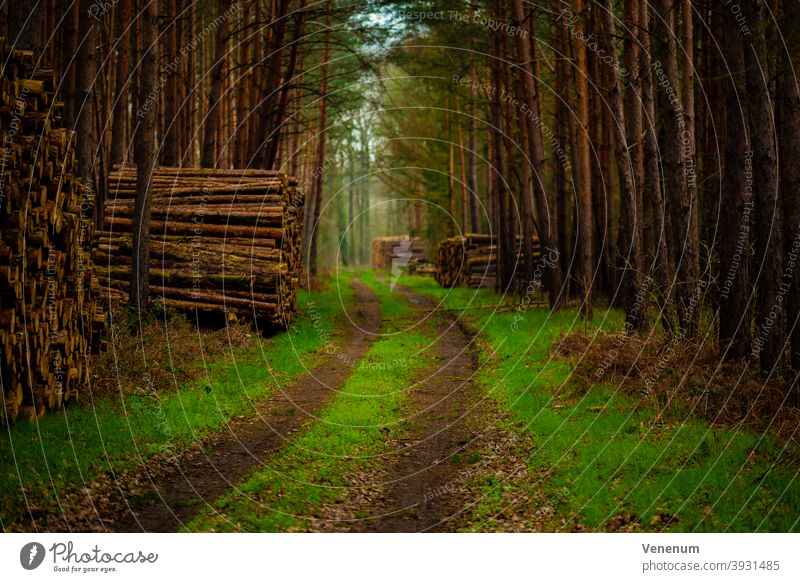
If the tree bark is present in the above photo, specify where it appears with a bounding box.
[305,1,331,277]
[600,0,646,332]
[571,0,593,318]
[653,0,699,337]
[467,92,480,233]
[718,7,752,361]
[129,0,159,311]
[511,0,564,307]
[201,0,232,168]
[75,1,98,195]
[110,0,133,166]
[744,0,783,371]
[162,0,180,167]
[783,1,800,371]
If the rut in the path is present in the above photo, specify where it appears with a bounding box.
[23,279,380,533]
[353,288,483,532]
[108,280,380,532]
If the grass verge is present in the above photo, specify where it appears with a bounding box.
[398,274,800,532]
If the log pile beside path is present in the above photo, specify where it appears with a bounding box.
[95,165,305,330]
[1,41,105,424]
[370,236,426,270]
[434,234,541,289]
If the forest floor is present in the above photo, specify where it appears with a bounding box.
[1,270,798,532]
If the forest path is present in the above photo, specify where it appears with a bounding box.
[337,284,489,532]
[99,279,381,532]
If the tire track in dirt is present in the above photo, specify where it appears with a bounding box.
[110,280,380,532]
[344,285,486,532]
[13,279,380,532]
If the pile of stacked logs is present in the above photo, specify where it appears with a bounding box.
[95,166,305,329]
[408,258,435,277]
[434,234,541,289]
[1,40,105,423]
[370,236,426,270]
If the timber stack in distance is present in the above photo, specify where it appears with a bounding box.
[95,165,305,331]
[0,40,106,424]
[370,236,426,270]
[435,234,541,289]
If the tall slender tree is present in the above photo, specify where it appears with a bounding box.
[600,0,646,332]
[745,0,783,371]
[571,0,594,317]
[718,6,752,361]
[201,0,232,168]
[129,0,159,311]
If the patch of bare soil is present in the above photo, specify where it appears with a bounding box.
[554,330,800,446]
[8,280,380,533]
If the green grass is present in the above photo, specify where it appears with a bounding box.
[0,274,357,523]
[187,274,433,531]
[398,274,800,532]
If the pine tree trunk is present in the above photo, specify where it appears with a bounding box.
[162,0,180,167]
[129,0,159,311]
[306,2,331,277]
[719,8,752,361]
[600,0,646,332]
[783,1,800,371]
[511,0,564,307]
[201,0,231,168]
[110,0,133,166]
[653,0,699,337]
[467,93,480,233]
[745,0,784,371]
[640,0,674,333]
[571,0,593,317]
[75,2,98,194]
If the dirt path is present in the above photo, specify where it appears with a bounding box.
[109,280,379,532]
[19,280,379,533]
[346,286,485,532]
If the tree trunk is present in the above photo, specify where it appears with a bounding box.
[600,0,647,332]
[467,92,480,233]
[201,0,231,168]
[162,0,180,167]
[571,0,593,317]
[783,1,800,371]
[306,1,331,277]
[745,0,783,371]
[511,0,564,307]
[129,0,159,311]
[718,7,752,361]
[653,0,699,337]
[110,0,133,166]
[640,0,674,333]
[75,2,98,195]
[457,113,469,235]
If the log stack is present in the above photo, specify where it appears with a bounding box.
[95,165,305,330]
[408,258,435,277]
[0,40,105,424]
[434,234,541,289]
[370,236,426,270]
